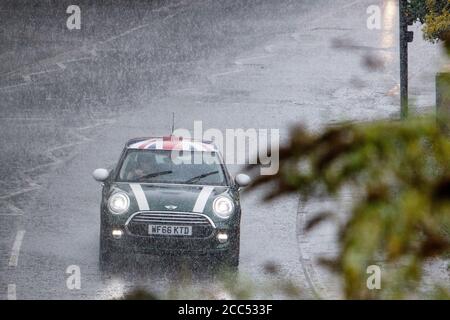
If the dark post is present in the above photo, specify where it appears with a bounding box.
[399,0,414,119]
[436,72,450,131]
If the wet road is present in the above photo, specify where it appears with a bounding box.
[0,0,444,299]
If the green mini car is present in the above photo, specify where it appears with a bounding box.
[92,136,251,270]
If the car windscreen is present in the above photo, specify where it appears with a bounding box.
[117,149,227,185]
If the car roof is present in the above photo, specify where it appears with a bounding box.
[126,136,217,152]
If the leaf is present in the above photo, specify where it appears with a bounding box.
[305,211,335,232]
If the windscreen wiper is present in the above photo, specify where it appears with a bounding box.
[184,171,219,184]
[137,170,173,180]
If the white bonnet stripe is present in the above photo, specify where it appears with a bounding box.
[129,184,150,211]
[193,186,214,213]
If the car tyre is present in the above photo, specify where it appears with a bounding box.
[212,234,240,273]
[99,229,115,272]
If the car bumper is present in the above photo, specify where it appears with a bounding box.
[103,227,237,255]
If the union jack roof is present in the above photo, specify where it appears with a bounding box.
[126,136,217,152]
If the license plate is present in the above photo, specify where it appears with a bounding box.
[148,224,192,236]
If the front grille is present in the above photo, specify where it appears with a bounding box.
[126,211,215,238]
[131,212,212,225]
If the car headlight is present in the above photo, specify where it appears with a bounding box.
[108,192,130,214]
[213,196,234,219]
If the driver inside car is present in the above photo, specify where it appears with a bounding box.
[126,152,173,181]
[127,153,156,180]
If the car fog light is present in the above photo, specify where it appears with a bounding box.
[112,229,123,239]
[217,232,228,243]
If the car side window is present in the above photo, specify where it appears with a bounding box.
[119,151,137,180]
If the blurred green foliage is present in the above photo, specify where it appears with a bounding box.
[251,117,450,299]
[409,0,449,42]
[120,263,306,300]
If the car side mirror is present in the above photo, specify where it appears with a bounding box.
[92,168,110,182]
[235,174,251,188]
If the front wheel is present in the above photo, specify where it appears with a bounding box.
[99,227,122,272]
[211,235,240,273]
[99,234,114,271]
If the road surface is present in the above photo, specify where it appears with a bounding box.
[0,0,445,299]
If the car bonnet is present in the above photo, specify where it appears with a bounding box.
[111,183,230,215]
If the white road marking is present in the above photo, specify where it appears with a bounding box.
[0,187,40,200]
[82,45,98,57]
[7,284,17,300]
[16,67,62,86]
[22,176,41,189]
[23,162,59,175]
[56,62,66,70]
[77,119,116,131]
[25,68,61,78]
[193,186,214,213]
[234,54,276,65]
[0,202,24,216]
[130,184,150,211]
[0,117,56,121]
[102,24,150,44]
[0,1,190,78]
[163,13,178,21]
[313,0,361,24]
[210,69,244,78]
[47,141,90,153]
[9,230,26,267]
[23,134,88,175]
[9,126,96,178]
[207,69,245,85]
[291,0,361,42]
[0,82,29,91]
[0,0,198,89]
[62,57,93,64]
[0,53,90,91]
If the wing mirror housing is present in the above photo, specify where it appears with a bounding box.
[92,168,110,182]
[235,173,251,188]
